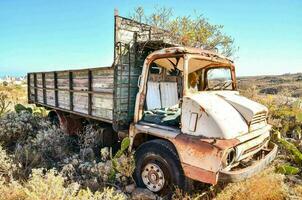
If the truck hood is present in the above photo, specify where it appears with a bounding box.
[216,91,268,123]
[185,91,268,139]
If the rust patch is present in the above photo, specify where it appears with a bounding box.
[145,47,234,66]
[171,134,241,179]
[57,112,82,135]
[174,134,218,155]
[171,134,224,173]
[199,105,209,116]
[182,163,218,185]
[200,138,240,150]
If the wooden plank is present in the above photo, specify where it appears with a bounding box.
[37,89,43,103]
[46,89,55,106]
[73,92,88,114]
[58,90,69,109]
[69,71,73,111]
[57,71,69,89]
[92,108,113,119]
[73,78,88,91]
[36,73,43,87]
[45,72,55,89]
[88,70,92,115]
[27,74,31,102]
[29,73,35,86]
[33,102,113,124]
[29,86,113,95]
[42,73,46,104]
[92,94,113,109]
[54,72,59,107]
[92,68,114,76]
[30,89,35,101]
[34,73,38,102]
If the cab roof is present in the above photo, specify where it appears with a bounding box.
[149,46,234,73]
[148,46,233,63]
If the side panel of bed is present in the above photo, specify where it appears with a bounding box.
[28,67,114,123]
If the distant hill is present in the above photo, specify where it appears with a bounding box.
[238,72,302,97]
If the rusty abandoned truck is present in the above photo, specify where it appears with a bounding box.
[27,14,278,193]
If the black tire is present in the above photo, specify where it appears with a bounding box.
[134,139,190,195]
[48,111,60,127]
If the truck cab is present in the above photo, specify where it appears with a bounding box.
[130,46,277,193]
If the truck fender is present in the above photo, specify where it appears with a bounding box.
[169,134,240,185]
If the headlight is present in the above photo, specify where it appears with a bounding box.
[225,148,236,166]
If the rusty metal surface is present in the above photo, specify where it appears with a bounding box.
[219,142,278,182]
[170,133,277,185]
[145,47,234,66]
[168,133,242,184]
[56,111,83,135]
[171,134,226,173]
[199,138,240,150]
[182,163,218,185]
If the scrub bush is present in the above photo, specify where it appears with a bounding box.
[0,92,11,116]
[60,144,135,191]
[0,145,16,179]
[0,111,44,147]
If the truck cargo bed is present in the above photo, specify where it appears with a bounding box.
[28,67,114,123]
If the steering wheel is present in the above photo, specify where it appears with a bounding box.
[209,80,232,90]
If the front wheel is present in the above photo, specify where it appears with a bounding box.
[134,139,190,195]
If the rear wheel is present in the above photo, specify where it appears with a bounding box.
[48,111,60,126]
[134,139,190,195]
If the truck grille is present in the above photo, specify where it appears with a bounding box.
[243,137,269,155]
[250,112,267,125]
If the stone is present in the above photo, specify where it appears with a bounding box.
[132,188,157,200]
[125,183,136,193]
[80,148,95,161]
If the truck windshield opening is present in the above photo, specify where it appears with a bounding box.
[187,57,234,92]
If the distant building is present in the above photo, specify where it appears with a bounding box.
[0,75,26,85]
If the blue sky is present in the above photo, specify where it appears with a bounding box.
[0,0,301,76]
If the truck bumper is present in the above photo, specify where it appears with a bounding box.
[218,142,278,182]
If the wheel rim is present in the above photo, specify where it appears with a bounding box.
[141,163,165,192]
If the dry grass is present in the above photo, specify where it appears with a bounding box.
[293,185,302,198]
[215,168,287,200]
[0,85,27,111]
[0,169,127,200]
[0,179,27,200]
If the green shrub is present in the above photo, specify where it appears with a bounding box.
[259,95,302,136]
[278,137,302,165]
[276,164,300,175]
[2,81,8,86]
[15,104,32,114]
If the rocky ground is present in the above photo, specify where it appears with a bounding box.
[238,72,302,98]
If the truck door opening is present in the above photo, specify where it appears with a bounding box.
[142,57,183,128]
